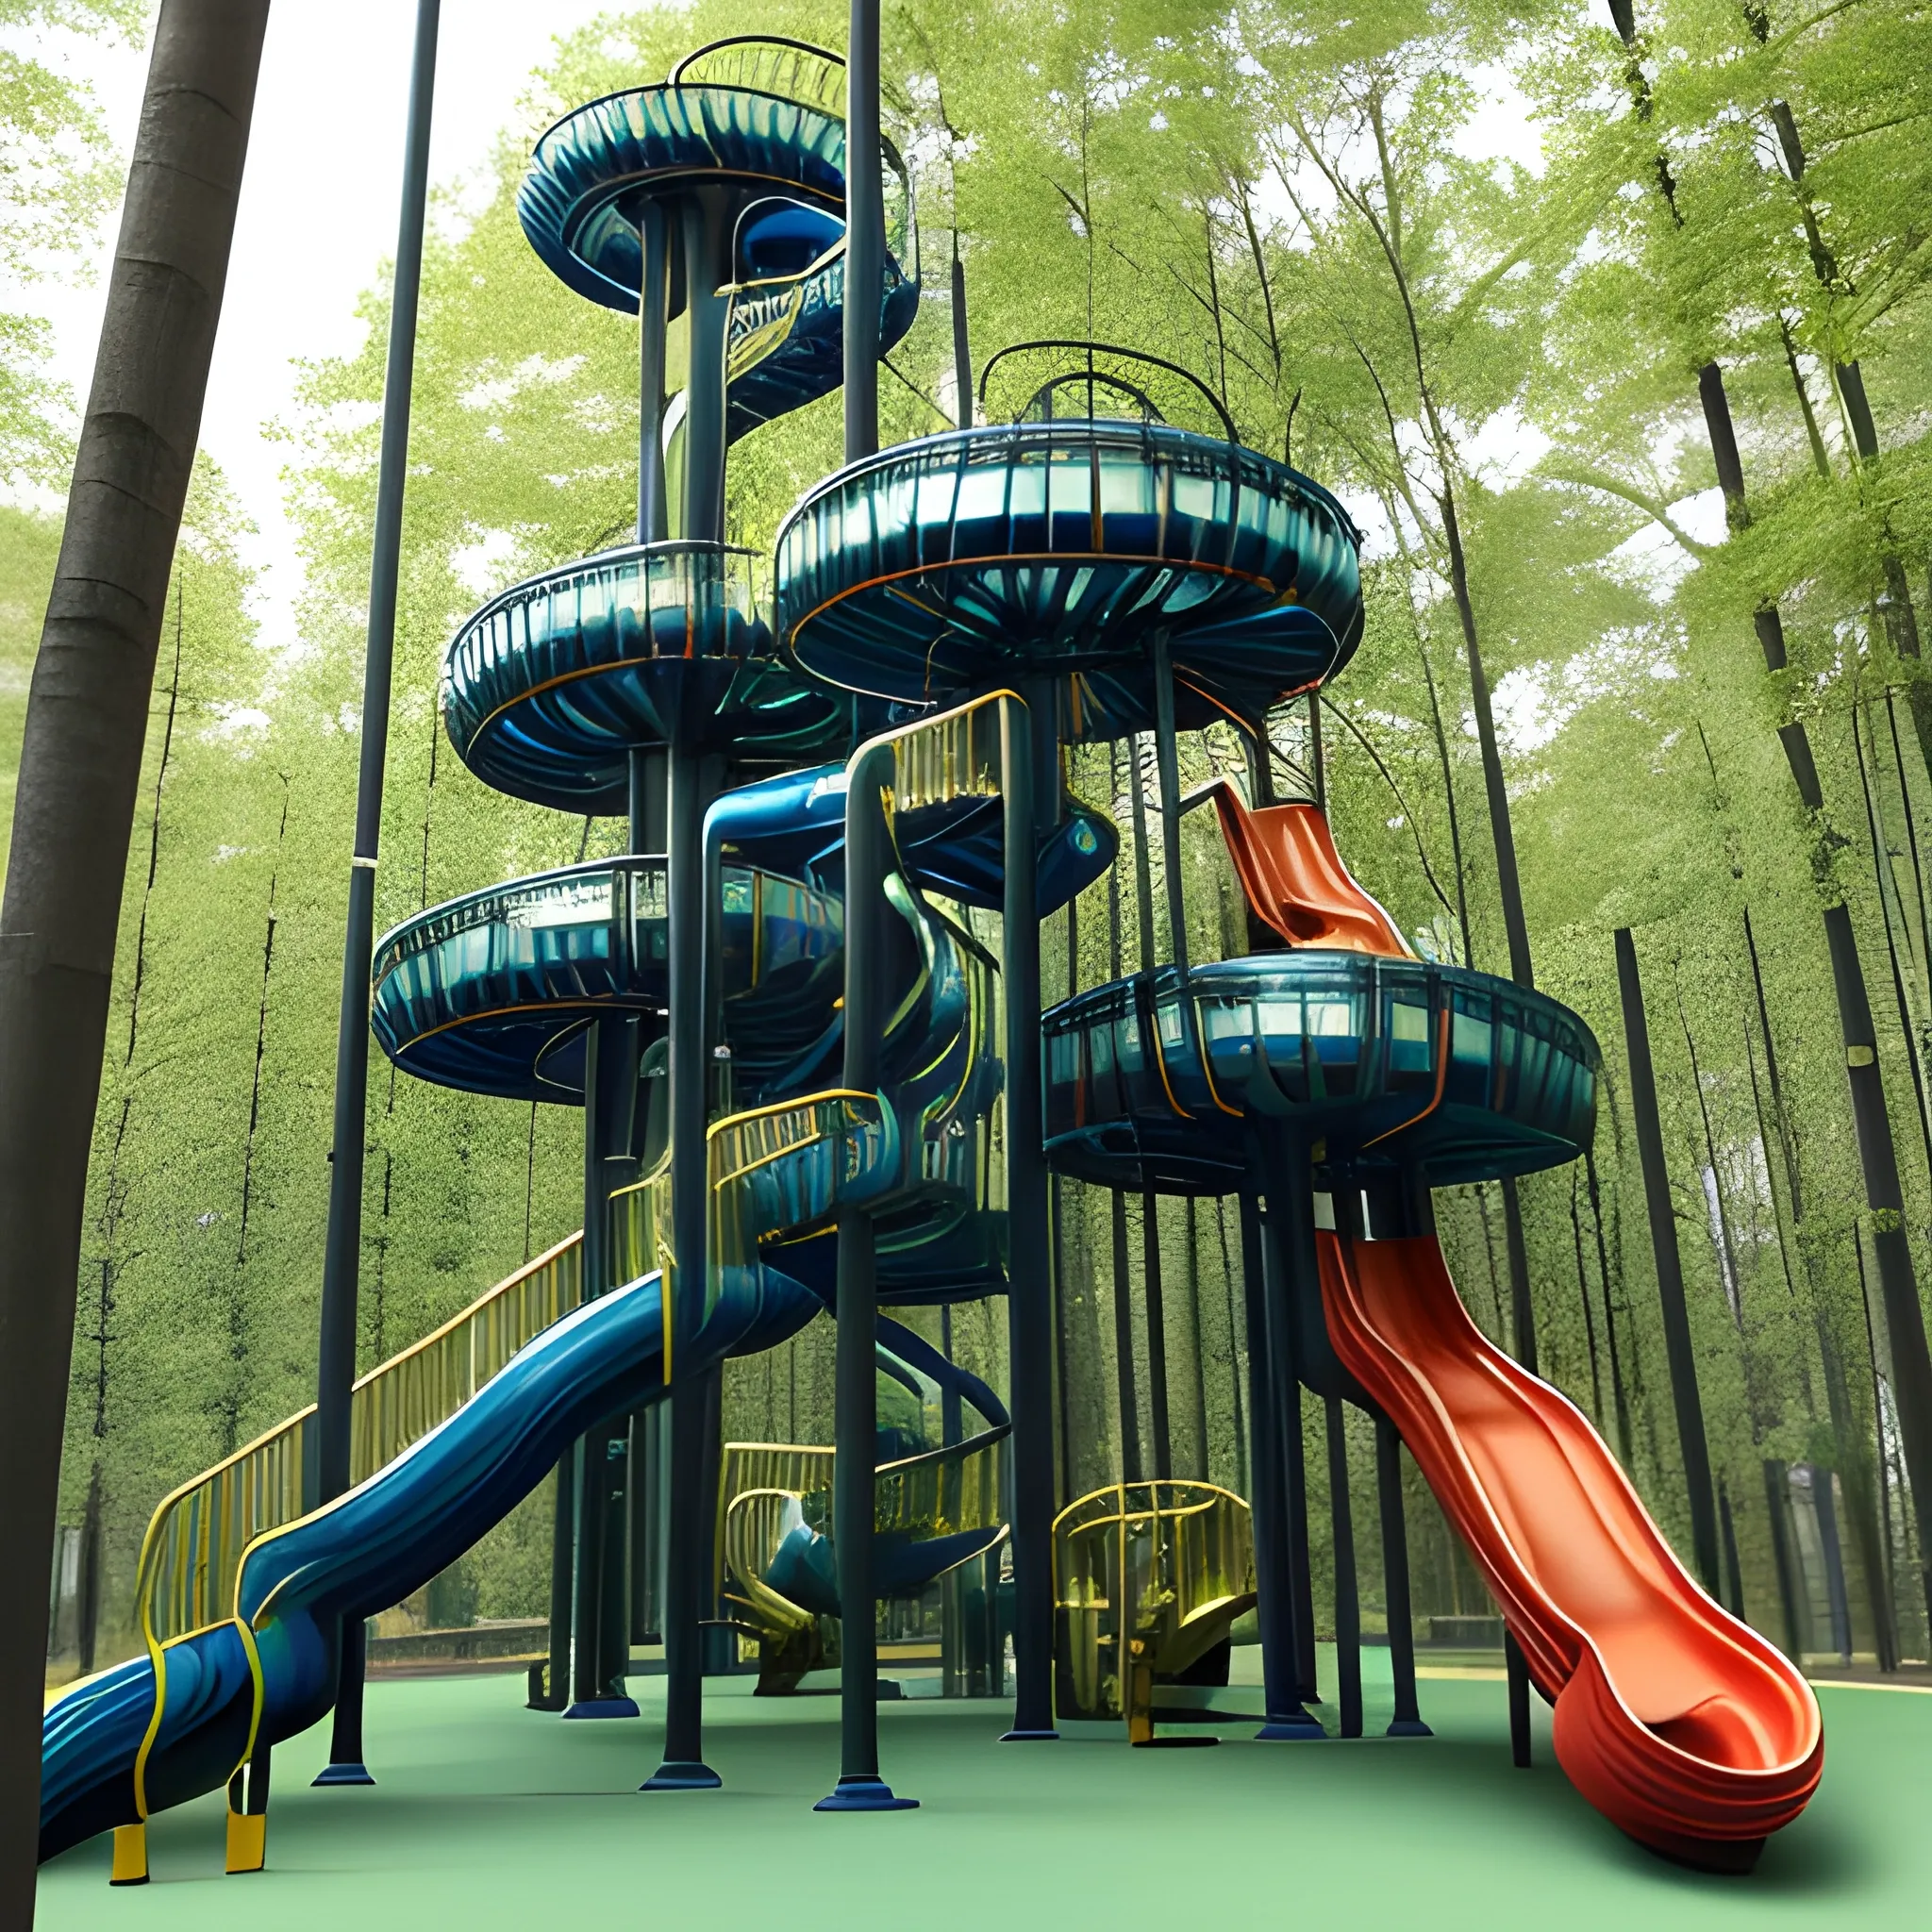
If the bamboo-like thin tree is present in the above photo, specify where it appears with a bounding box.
[0,8,268,1920]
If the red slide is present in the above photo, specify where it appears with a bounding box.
[1205,779,1410,957]
[1318,1227,1823,1865]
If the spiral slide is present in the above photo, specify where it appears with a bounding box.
[38,773,1030,1866]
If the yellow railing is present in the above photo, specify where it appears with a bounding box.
[134,1233,583,1649]
[1053,1480,1256,1740]
[886,691,1009,816]
[716,1431,1008,1666]
[610,1091,883,1354]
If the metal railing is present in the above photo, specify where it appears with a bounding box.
[1053,1480,1256,1738]
[134,1234,583,1649]
[718,1430,1008,1645]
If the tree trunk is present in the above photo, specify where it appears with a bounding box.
[1701,357,1932,1638]
[0,7,268,1917]
[1614,928,1724,1592]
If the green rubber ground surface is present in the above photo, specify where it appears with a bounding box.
[37,1660,1925,1930]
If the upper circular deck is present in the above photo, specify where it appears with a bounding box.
[441,541,844,810]
[520,83,847,310]
[1043,956,1599,1193]
[772,421,1364,738]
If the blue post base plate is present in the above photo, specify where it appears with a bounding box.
[563,1696,641,1720]
[814,1776,919,1811]
[1385,1718,1435,1738]
[641,1759,722,1790]
[998,1728,1059,1742]
[1255,1714,1327,1741]
[311,1763,376,1786]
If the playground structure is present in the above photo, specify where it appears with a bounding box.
[39,21,1823,1889]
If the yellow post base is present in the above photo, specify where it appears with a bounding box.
[1125,1656,1156,1746]
[225,1807,266,1874]
[109,1823,149,1886]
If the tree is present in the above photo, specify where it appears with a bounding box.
[0,7,268,1920]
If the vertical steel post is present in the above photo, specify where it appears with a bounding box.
[638,203,670,545]
[844,0,882,463]
[1001,696,1059,1741]
[312,0,440,1788]
[1124,733,1172,1476]
[1241,1189,1323,1739]
[1262,1143,1323,1706]
[644,742,721,1790]
[680,199,729,548]
[1376,1414,1431,1736]
[569,1015,641,1718]
[817,742,915,1807]
[1324,1394,1362,1738]
[643,160,737,1791]
[1151,636,1190,983]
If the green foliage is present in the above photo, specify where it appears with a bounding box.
[34,0,1932,1674]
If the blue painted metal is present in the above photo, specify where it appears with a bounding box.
[707,759,1117,914]
[441,542,843,811]
[39,1086,993,1857]
[774,421,1364,735]
[370,857,841,1101]
[516,83,917,437]
[1043,957,1601,1194]
[520,85,846,308]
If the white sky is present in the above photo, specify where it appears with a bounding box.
[22,2,623,651]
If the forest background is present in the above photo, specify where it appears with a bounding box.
[8,0,1932,1677]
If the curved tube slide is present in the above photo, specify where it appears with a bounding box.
[1317,1227,1821,1865]
[42,1274,676,1864]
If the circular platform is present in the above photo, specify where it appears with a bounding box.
[519,85,847,309]
[371,858,841,1101]
[1043,956,1599,1192]
[441,542,845,810]
[773,422,1364,737]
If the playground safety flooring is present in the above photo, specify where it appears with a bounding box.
[37,1651,1927,1930]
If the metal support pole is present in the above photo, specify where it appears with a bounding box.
[312,0,440,1788]
[1507,1634,1534,1768]
[569,1017,641,1718]
[1151,635,1190,983]
[844,0,882,463]
[1376,1414,1430,1736]
[638,201,670,545]
[1263,1146,1323,1707]
[532,1450,572,1709]
[1324,1394,1362,1738]
[1241,1189,1322,1739]
[643,745,721,1790]
[817,741,916,1808]
[1001,696,1059,1742]
[680,196,729,547]
[1124,733,1172,1476]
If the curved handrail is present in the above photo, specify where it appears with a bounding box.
[130,1232,584,1654]
[670,35,846,114]
[1052,1479,1257,1739]
[979,339,1240,445]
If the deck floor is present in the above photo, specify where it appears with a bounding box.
[36,1654,1925,1929]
